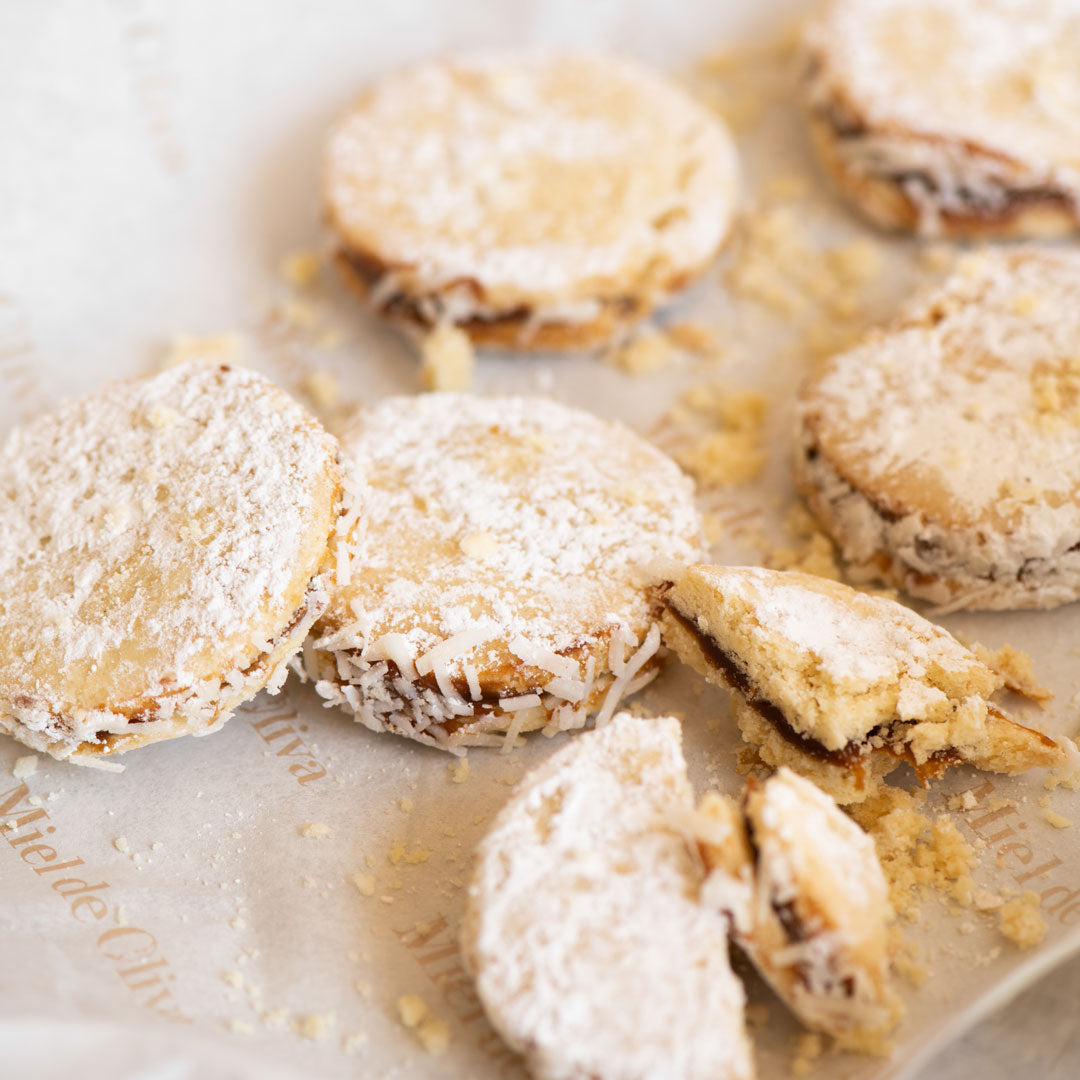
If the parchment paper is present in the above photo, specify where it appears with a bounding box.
[3,2,1080,1078]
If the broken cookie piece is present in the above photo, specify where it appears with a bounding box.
[697,768,895,1038]
[662,566,1063,803]
[462,713,753,1080]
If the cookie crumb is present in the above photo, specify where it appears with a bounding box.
[12,755,37,779]
[397,994,429,1028]
[280,250,321,288]
[969,642,1052,701]
[397,995,451,1055]
[420,325,474,391]
[299,822,332,839]
[605,332,675,375]
[791,1032,824,1076]
[162,333,245,370]
[301,369,340,410]
[745,1002,770,1029]
[1040,798,1071,829]
[449,758,470,784]
[112,836,130,854]
[296,1012,335,1041]
[666,321,722,359]
[228,1019,254,1036]
[998,892,1047,948]
[350,872,376,897]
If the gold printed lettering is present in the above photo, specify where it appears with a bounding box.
[98,925,158,963]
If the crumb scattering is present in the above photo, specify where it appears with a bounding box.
[449,759,469,784]
[665,382,768,488]
[112,836,130,854]
[850,788,977,918]
[1039,795,1072,829]
[300,822,332,840]
[396,995,451,1055]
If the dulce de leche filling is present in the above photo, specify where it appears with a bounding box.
[666,603,865,768]
[337,248,642,330]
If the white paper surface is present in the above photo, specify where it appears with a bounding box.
[3,2,1080,1079]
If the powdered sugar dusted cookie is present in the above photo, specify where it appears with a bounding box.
[802,0,1080,237]
[699,769,895,1038]
[0,361,342,765]
[799,248,1080,610]
[662,566,1063,803]
[462,713,754,1080]
[308,394,703,751]
[325,51,739,350]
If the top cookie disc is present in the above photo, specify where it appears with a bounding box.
[799,248,1080,610]
[802,0,1080,236]
[325,51,739,348]
[0,361,342,763]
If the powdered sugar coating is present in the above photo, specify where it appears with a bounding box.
[0,361,341,760]
[462,714,753,1080]
[752,768,887,919]
[804,0,1080,188]
[310,394,703,748]
[325,51,739,312]
[700,566,977,685]
[799,248,1080,607]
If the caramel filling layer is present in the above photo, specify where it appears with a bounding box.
[666,603,865,768]
[338,248,641,330]
[817,107,1077,223]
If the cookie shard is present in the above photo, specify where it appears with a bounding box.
[661,565,1063,802]
[462,714,754,1080]
[0,360,342,764]
[308,394,703,751]
[325,51,739,350]
[798,247,1080,610]
[801,0,1080,238]
[731,768,894,1037]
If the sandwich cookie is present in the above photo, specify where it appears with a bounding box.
[0,361,342,765]
[662,566,1063,803]
[799,247,1080,610]
[801,0,1080,237]
[307,393,703,751]
[325,50,739,350]
[462,713,754,1080]
[697,769,895,1038]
